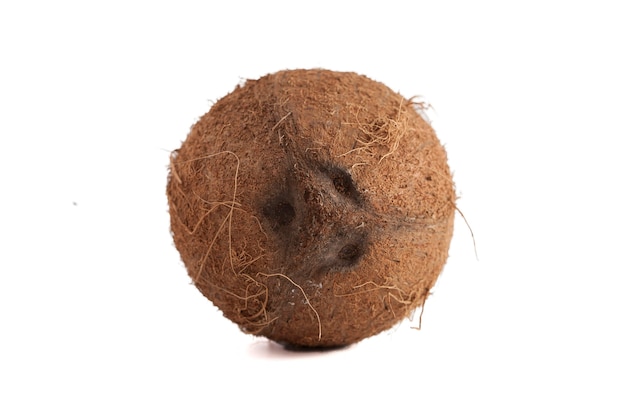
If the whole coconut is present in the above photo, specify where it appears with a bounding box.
[167,69,455,348]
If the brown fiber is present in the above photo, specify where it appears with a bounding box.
[167,69,456,348]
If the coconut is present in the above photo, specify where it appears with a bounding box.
[167,69,455,348]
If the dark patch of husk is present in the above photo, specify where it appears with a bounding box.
[167,69,455,347]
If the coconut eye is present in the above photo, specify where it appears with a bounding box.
[328,167,361,204]
[263,200,295,228]
[338,243,363,265]
[333,175,350,194]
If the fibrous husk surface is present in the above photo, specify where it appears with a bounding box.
[167,69,455,348]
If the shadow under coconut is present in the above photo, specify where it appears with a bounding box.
[247,339,353,359]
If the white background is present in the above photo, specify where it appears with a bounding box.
[1,1,625,416]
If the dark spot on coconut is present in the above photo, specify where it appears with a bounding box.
[333,175,350,194]
[263,199,296,229]
[338,243,362,263]
[323,166,361,204]
[319,233,368,273]
[274,202,296,226]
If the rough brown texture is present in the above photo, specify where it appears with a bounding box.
[167,69,455,348]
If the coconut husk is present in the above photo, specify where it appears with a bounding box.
[167,69,455,348]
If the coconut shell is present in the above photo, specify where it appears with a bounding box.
[167,69,455,348]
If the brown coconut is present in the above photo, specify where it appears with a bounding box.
[167,69,455,348]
